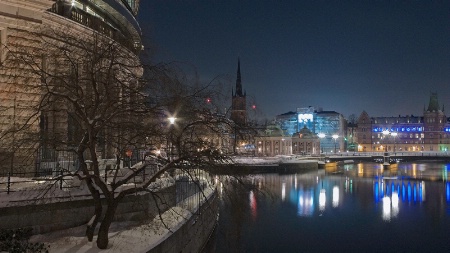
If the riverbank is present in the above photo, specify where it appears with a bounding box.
[210,156,318,175]
[29,186,218,253]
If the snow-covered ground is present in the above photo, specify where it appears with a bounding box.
[29,186,216,253]
[30,206,192,253]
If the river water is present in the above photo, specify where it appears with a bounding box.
[203,162,450,253]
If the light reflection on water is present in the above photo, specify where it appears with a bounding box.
[206,162,450,253]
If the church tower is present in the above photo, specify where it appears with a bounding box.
[231,58,247,126]
[423,92,446,151]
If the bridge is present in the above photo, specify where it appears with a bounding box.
[323,152,450,163]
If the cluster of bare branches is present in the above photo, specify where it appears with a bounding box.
[0,24,240,249]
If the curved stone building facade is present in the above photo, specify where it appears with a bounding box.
[0,0,141,173]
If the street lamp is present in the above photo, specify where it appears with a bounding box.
[168,116,176,161]
[332,134,339,153]
[318,133,325,154]
[391,132,397,154]
[168,117,176,125]
[382,130,398,153]
[382,130,390,152]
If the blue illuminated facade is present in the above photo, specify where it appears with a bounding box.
[356,93,450,152]
[276,107,346,153]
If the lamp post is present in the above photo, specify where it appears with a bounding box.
[382,130,390,152]
[125,149,132,168]
[391,132,397,155]
[168,116,176,161]
[382,130,397,154]
[318,133,325,154]
[332,134,339,153]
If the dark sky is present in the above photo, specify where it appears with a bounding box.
[137,1,450,120]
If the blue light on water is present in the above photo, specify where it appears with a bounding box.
[402,184,406,201]
[374,182,379,202]
[408,182,412,202]
[419,183,423,202]
[391,183,395,196]
[447,183,450,202]
[413,183,417,202]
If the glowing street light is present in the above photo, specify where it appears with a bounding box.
[167,116,177,161]
[332,134,339,153]
[168,117,176,125]
[382,130,398,153]
[318,133,325,153]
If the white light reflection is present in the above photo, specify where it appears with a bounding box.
[295,176,298,189]
[297,191,314,216]
[382,196,391,221]
[332,186,339,208]
[319,189,326,211]
[421,181,426,202]
[282,182,286,201]
[392,192,399,217]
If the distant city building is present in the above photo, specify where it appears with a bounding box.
[315,110,346,153]
[355,93,450,152]
[255,124,292,156]
[276,107,346,153]
[292,126,320,155]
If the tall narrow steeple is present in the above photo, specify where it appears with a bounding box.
[427,92,440,112]
[230,58,247,127]
[235,58,243,97]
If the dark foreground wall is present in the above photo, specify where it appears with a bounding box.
[211,162,318,175]
[0,186,176,234]
[148,192,218,253]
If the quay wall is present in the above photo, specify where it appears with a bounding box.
[0,186,176,234]
[211,161,318,175]
[147,191,218,253]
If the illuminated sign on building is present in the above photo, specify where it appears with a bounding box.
[298,113,313,123]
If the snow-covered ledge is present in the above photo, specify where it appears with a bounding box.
[31,185,219,253]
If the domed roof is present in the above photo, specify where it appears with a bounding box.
[263,124,285,137]
[293,126,317,139]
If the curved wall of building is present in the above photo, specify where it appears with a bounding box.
[0,0,142,173]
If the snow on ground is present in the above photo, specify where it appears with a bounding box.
[30,206,192,253]
[29,186,216,253]
[0,175,175,208]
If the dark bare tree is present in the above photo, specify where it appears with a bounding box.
[1,24,235,249]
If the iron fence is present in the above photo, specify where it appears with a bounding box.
[175,168,213,214]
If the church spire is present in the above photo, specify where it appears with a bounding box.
[427,92,440,112]
[235,58,243,97]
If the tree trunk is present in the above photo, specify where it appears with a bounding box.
[85,183,102,241]
[96,201,118,249]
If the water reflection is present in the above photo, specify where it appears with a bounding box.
[249,190,257,220]
[208,162,450,253]
[223,162,450,220]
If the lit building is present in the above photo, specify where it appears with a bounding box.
[292,126,320,155]
[255,124,292,156]
[276,107,346,153]
[355,93,450,152]
[0,0,142,173]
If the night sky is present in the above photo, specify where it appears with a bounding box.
[137,1,450,120]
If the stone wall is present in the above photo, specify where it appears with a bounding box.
[147,192,218,253]
[0,185,176,234]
